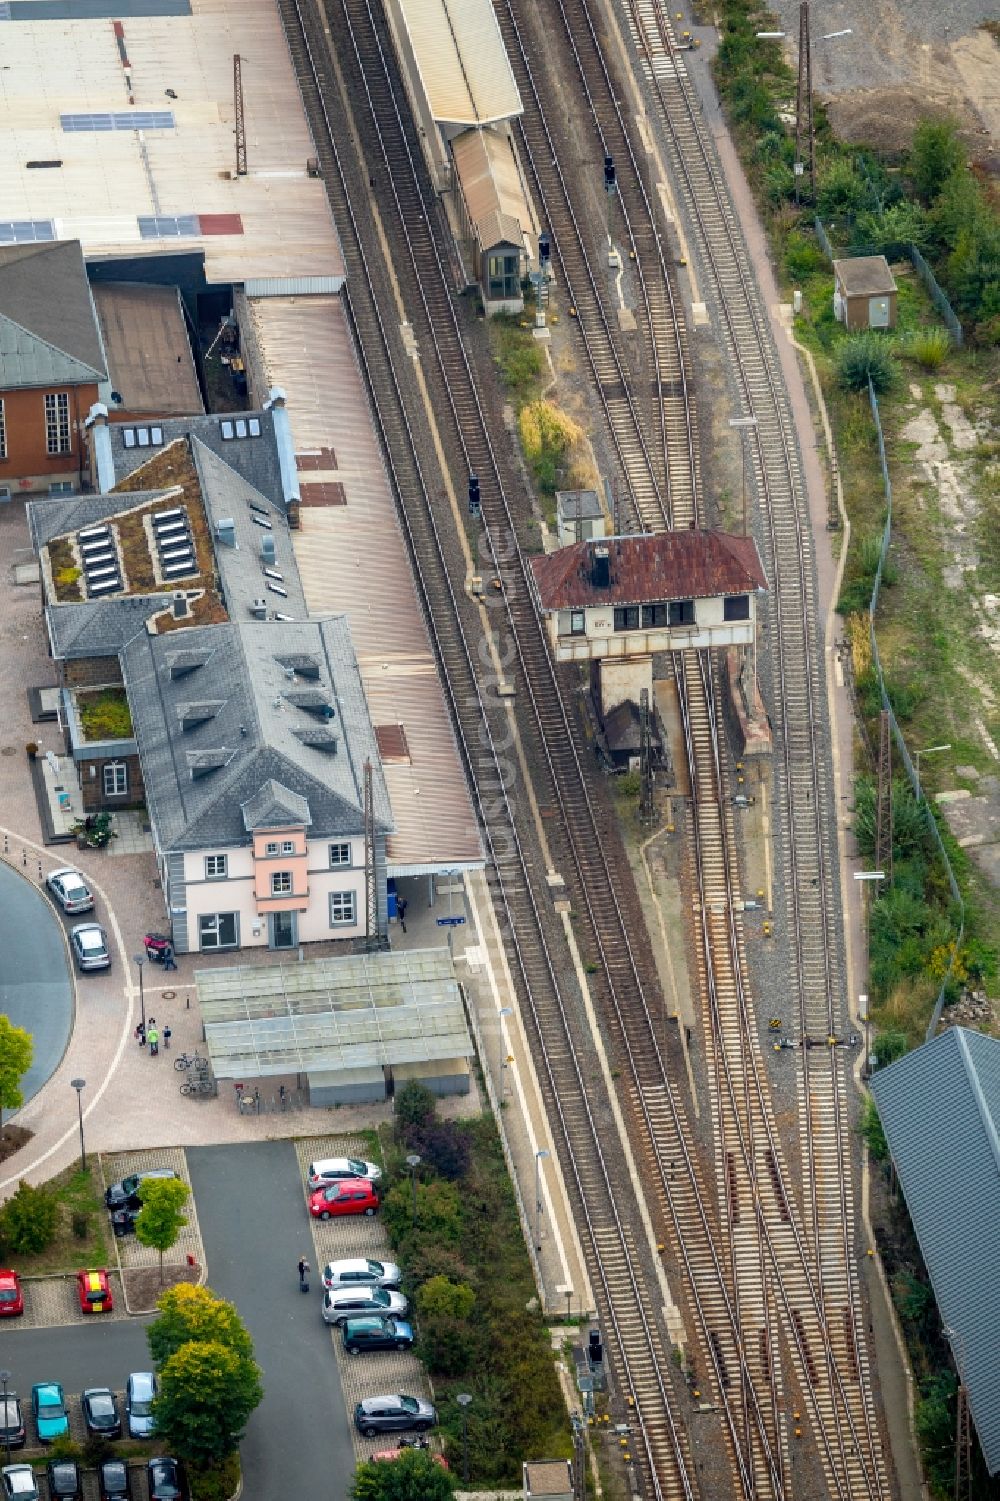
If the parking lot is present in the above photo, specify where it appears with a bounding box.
[2,1134,431,1501]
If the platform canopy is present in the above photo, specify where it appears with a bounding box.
[196,946,471,1079]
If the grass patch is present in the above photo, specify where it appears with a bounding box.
[49,536,83,602]
[380,1089,570,1484]
[1,1162,111,1276]
[77,687,133,742]
[489,312,545,405]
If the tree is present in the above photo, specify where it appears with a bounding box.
[153,1340,262,1471]
[134,1177,190,1284]
[909,119,964,204]
[416,1276,475,1322]
[352,1450,454,1501]
[0,1016,33,1127]
[148,1283,254,1368]
[0,1179,57,1254]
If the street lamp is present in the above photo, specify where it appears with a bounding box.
[728,416,758,537]
[534,1148,550,1253]
[133,952,147,1038]
[405,1154,421,1228]
[0,1369,12,1466]
[456,1392,473,1484]
[914,743,951,804]
[70,1078,86,1173]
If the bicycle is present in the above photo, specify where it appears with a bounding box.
[180,1076,216,1097]
[174,1051,206,1072]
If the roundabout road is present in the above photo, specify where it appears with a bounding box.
[0,862,75,1105]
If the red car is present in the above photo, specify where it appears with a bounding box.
[308,1178,379,1220]
[76,1268,113,1314]
[0,1269,23,1317]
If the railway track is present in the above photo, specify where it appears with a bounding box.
[613,1,891,1494]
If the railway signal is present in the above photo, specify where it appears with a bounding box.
[603,153,616,191]
[468,473,481,517]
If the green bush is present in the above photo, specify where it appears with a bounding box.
[784,233,828,281]
[909,119,965,204]
[78,689,133,742]
[407,1120,471,1181]
[836,333,897,394]
[0,1179,58,1254]
[188,1454,241,1501]
[394,1080,436,1137]
[353,1450,454,1501]
[71,1210,91,1241]
[859,1098,888,1161]
[382,1178,463,1252]
[416,1276,475,1321]
[906,328,951,370]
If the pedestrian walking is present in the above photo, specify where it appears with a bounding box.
[135,1021,146,1048]
[148,1024,159,1056]
[398,897,407,934]
[298,1257,310,1293]
[162,942,177,971]
[162,1024,172,1050]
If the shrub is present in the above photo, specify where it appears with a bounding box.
[82,1434,115,1468]
[405,1242,474,1288]
[518,401,584,495]
[382,1178,463,1251]
[407,1120,471,1181]
[71,1210,91,1241]
[353,1450,454,1501]
[0,1179,58,1254]
[836,333,897,394]
[909,119,964,204]
[188,1454,241,1501]
[55,566,82,588]
[78,689,133,742]
[416,1276,475,1321]
[783,233,828,281]
[394,1080,436,1137]
[906,328,951,370]
[418,1315,475,1377]
[859,1098,887,1161]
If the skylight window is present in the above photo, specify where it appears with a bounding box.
[0,220,55,243]
[62,111,175,132]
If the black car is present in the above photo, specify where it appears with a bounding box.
[105,1169,179,1212]
[98,1459,130,1501]
[146,1458,182,1501]
[342,1315,415,1355]
[0,1394,25,1450]
[45,1461,82,1501]
[110,1205,140,1238]
[82,1388,122,1438]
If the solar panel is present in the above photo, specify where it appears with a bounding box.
[62,111,175,132]
[262,568,283,582]
[86,566,120,582]
[247,501,269,515]
[251,514,272,530]
[155,508,185,522]
[82,551,116,567]
[88,578,121,597]
[164,560,196,576]
[78,526,111,542]
[267,582,288,597]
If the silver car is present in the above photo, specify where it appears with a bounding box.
[322,1286,408,1326]
[46,867,94,915]
[322,1257,402,1291]
[307,1157,382,1191]
[70,923,110,972]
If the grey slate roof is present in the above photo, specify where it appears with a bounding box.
[45,595,169,661]
[871,1026,1000,1474]
[0,241,107,387]
[108,409,284,509]
[27,489,165,553]
[192,439,307,620]
[121,617,393,852]
[241,779,313,831]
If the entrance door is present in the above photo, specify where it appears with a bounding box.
[270,911,297,949]
[869,296,890,328]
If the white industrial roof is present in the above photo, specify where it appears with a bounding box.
[392,0,522,128]
[241,293,483,877]
[198,947,472,1078]
[0,0,344,289]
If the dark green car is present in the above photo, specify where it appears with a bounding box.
[342,1315,414,1355]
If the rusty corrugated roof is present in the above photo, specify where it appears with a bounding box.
[452,127,530,253]
[530,532,768,609]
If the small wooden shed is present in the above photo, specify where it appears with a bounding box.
[832,255,898,331]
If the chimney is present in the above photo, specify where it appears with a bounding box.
[85,403,116,493]
[216,517,236,548]
[250,598,267,620]
[260,532,276,565]
[591,544,611,590]
[263,387,301,512]
[172,591,189,620]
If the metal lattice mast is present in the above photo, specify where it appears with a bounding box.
[234,54,247,177]
[363,758,377,946]
[639,687,655,824]
[954,1382,972,1501]
[875,709,893,884]
[795,2,816,201]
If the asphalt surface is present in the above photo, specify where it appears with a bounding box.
[1,1318,153,1393]
[0,863,75,1104]
[187,1142,354,1501]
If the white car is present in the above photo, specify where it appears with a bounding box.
[322,1286,409,1326]
[45,867,94,915]
[322,1257,402,1291]
[1,1466,39,1501]
[70,922,111,972]
[307,1157,382,1191]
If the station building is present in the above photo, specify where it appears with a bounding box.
[9,0,482,924]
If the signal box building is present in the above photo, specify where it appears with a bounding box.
[832,256,897,331]
[530,530,767,715]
